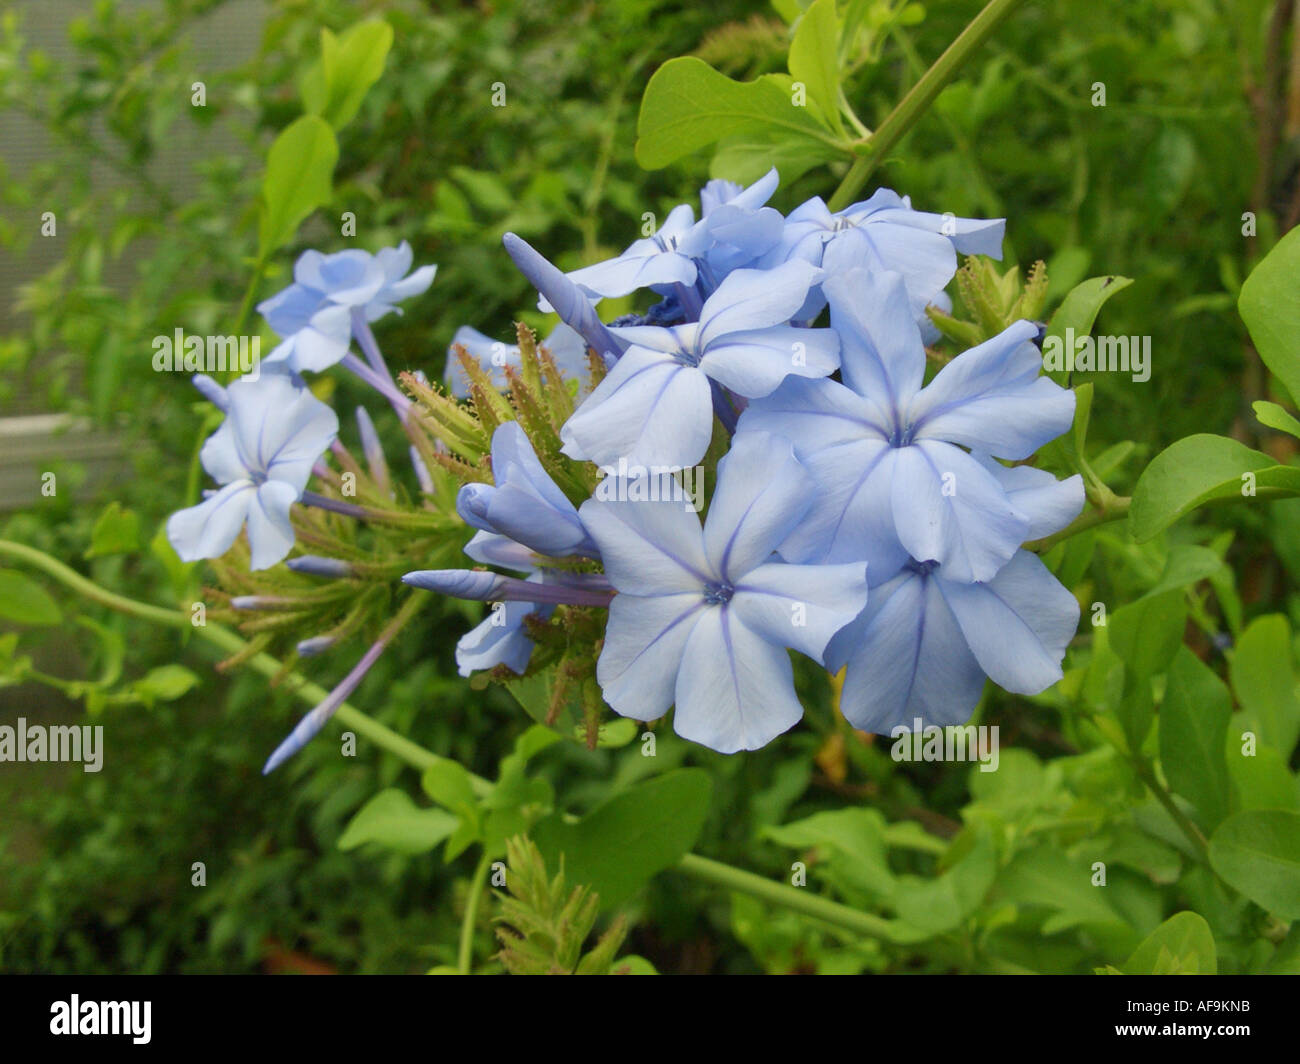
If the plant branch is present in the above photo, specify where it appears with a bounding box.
[828,0,1030,211]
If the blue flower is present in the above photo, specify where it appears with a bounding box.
[765,189,1004,319]
[738,268,1077,583]
[257,242,436,372]
[457,421,596,559]
[166,373,338,570]
[560,260,837,469]
[580,432,869,753]
[825,549,1081,733]
[445,323,588,397]
[693,169,785,283]
[552,203,703,306]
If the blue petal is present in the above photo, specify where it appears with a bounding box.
[888,440,1028,583]
[579,481,712,595]
[831,566,986,732]
[908,320,1075,460]
[697,260,823,346]
[824,268,925,410]
[699,325,839,398]
[972,455,1085,539]
[559,346,713,468]
[731,560,869,664]
[673,607,803,752]
[737,376,891,455]
[166,480,254,563]
[502,233,626,363]
[939,550,1079,693]
[703,432,812,580]
[597,592,704,720]
[776,438,909,573]
[821,223,957,319]
[246,480,299,570]
[226,374,338,492]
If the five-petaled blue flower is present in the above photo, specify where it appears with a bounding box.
[826,548,1081,733]
[739,268,1077,583]
[167,373,338,570]
[258,242,436,372]
[560,259,837,469]
[764,188,1004,320]
[580,432,869,753]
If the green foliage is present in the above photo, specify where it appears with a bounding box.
[4,0,1300,979]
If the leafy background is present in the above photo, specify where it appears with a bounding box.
[0,0,1297,974]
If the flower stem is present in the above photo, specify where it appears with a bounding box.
[458,850,494,974]
[828,0,1029,211]
[674,853,897,940]
[0,538,905,943]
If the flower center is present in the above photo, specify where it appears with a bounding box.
[703,581,734,606]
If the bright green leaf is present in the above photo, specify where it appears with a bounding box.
[1239,226,1300,405]
[0,570,62,626]
[258,115,338,257]
[338,789,461,855]
[1208,810,1300,919]
[1160,646,1231,829]
[1122,911,1216,974]
[1129,434,1300,542]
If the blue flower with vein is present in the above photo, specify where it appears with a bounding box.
[766,189,1004,320]
[826,548,1081,734]
[738,268,1077,583]
[258,242,436,372]
[560,259,836,469]
[579,432,869,753]
[166,373,338,570]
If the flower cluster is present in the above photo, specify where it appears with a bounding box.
[168,171,1083,769]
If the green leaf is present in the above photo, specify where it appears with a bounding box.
[531,769,712,909]
[1042,275,1133,380]
[258,115,338,258]
[300,21,394,130]
[892,833,997,935]
[85,501,140,558]
[1239,226,1300,405]
[788,0,844,135]
[0,570,62,626]
[1129,434,1300,542]
[1226,738,1297,811]
[1230,615,1300,757]
[338,788,460,856]
[1109,589,1186,680]
[763,808,895,898]
[132,664,199,704]
[635,57,846,173]
[1253,400,1300,439]
[1160,646,1231,829]
[1122,911,1216,974]
[1207,810,1300,919]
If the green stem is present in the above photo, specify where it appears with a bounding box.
[675,853,896,940]
[828,0,1030,211]
[0,539,492,798]
[1,538,900,942]
[1134,761,1210,863]
[458,850,494,974]
[1025,495,1131,553]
